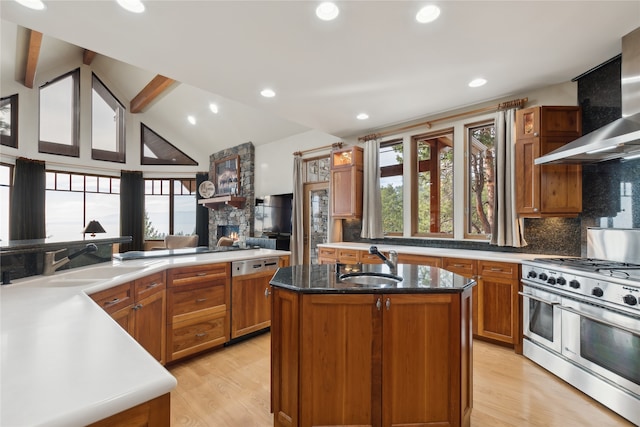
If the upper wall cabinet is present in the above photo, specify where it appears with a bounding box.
[515,106,583,217]
[331,146,363,219]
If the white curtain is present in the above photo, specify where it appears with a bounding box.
[291,155,304,265]
[491,108,527,247]
[361,138,384,239]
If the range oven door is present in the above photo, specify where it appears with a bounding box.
[520,284,562,354]
[560,298,640,397]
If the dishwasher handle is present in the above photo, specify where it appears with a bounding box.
[232,257,280,277]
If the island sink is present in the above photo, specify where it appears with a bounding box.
[338,272,402,287]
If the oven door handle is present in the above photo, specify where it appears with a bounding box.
[518,292,560,305]
[557,305,640,336]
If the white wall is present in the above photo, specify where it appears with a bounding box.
[254,129,340,197]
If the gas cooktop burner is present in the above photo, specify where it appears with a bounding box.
[533,257,640,272]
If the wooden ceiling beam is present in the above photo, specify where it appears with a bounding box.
[130,75,176,113]
[83,49,97,65]
[24,30,43,89]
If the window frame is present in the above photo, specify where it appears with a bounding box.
[0,163,14,242]
[38,68,80,157]
[410,128,454,238]
[0,94,18,149]
[379,138,404,236]
[464,119,496,240]
[144,177,197,240]
[91,73,126,163]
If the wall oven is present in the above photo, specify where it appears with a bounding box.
[521,228,640,426]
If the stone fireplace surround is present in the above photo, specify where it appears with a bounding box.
[207,142,255,248]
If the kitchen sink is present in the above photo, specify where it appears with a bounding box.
[53,265,141,280]
[339,272,403,288]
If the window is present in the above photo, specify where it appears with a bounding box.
[39,69,80,157]
[92,73,125,163]
[144,178,196,239]
[1,94,18,148]
[380,139,403,235]
[412,129,454,236]
[0,164,12,241]
[45,171,120,239]
[141,124,198,165]
[466,122,496,238]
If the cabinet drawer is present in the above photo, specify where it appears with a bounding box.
[167,263,228,288]
[337,249,359,264]
[169,312,227,361]
[359,251,386,264]
[318,247,338,261]
[169,284,226,323]
[90,282,133,315]
[397,253,442,267]
[478,260,518,280]
[134,272,166,301]
[442,257,476,278]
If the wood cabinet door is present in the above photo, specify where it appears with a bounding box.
[300,293,379,427]
[110,304,135,335]
[271,288,300,427]
[515,107,540,140]
[231,271,272,339]
[134,290,166,364]
[331,168,354,218]
[477,276,518,344]
[515,137,541,215]
[382,293,460,427]
[539,138,582,214]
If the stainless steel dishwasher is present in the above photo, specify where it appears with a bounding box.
[230,257,280,340]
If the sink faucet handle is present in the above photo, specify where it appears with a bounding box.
[44,248,66,258]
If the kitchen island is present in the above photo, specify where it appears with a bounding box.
[269,263,476,427]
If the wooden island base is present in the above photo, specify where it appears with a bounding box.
[271,283,473,427]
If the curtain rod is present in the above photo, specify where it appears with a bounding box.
[293,142,343,156]
[359,97,528,141]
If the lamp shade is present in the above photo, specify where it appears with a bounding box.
[83,220,106,237]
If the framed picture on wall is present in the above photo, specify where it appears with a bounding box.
[214,155,239,195]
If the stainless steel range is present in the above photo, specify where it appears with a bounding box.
[521,228,639,425]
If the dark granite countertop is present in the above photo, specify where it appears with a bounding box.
[270,263,476,294]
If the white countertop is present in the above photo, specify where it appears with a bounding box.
[317,241,556,263]
[0,248,289,427]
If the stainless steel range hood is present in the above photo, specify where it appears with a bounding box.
[535,27,640,165]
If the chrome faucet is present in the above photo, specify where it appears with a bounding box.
[369,246,398,271]
[43,243,98,276]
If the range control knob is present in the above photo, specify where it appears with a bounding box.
[623,294,638,306]
[539,273,548,281]
[547,277,556,285]
[592,287,604,297]
[569,279,581,289]
[527,270,537,279]
[556,277,567,286]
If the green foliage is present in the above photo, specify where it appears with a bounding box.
[144,211,164,240]
[381,184,403,233]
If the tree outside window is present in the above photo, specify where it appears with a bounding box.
[413,130,454,236]
[144,178,196,240]
[467,122,495,238]
[380,139,403,235]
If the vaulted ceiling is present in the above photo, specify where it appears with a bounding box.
[1,1,639,159]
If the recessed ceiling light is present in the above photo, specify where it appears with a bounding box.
[357,113,369,120]
[468,78,487,88]
[15,0,46,10]
[261,88,276,98]
[316,2,339,21]
[116,0,145,13]
[416,5,440,23]
[209,103,219,114]
[187,115,196,125]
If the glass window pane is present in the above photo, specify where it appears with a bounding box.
[46,172,56,190]
[86,175,98,192]
[0,185,9,242]
[145,195,169,239]
[57,173,71,191]
[71,174,84,191]
[468,123,495,236]
[98,176,111,193]
[162,180,170,195]
[439,144,454,234]
[173,194,196,236]
[40,75,74,145]
[380,141,404,235]
[417,140,431,234]
[86,193,120,237]
[145,180,154,195]
[0,164,10,185]
[46,190,84,239]
[111,178,120,194]
[92,87,118,152]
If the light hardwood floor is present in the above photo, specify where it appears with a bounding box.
[168,333,633,426]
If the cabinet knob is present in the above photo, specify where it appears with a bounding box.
[195,298,207,303]
[376,298,382,311]
[533,132,539,137]
[265,288,271,298]
[385,298,391,311]
[533,208,538,212]
[132,303,143,310]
